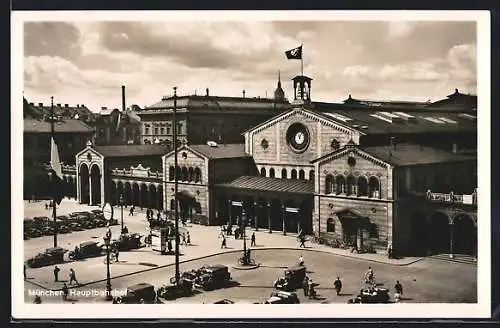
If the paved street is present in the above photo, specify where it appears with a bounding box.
[22,200,477,304]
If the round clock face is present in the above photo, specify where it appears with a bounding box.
[286,123,310,152]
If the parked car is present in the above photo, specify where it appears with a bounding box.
[69,241,104,260]
[111,233,142,251]
[55,216,72,233]
[348,287,390,304]
[25,247,68,268]
[157,277,193,300]
[274,265,307,292]
[24,218,43,238]
[193,264,231,291]
[213,299,235,304]
[90,210,107,227]
[113,283,158,304]
[264,291,300,304]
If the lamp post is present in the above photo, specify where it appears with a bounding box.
[241,209,248,264]
[103,234,112,301]
[119,193,124,232]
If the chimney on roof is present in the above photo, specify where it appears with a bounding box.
[206,88,209,97]
[29,102,34,106]
[455,88,459,94]
[242,90,246,98]
[38,103,43,107]
[122,85,126,113]
[77,104,80,108]
[102,106,107,110]
[57,103,61,107]
[65,104,69,108]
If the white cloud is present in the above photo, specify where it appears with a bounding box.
[386,21,415,39]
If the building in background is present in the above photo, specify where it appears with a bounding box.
[137,77,290,148]
[24,99,96,123]
[93,106,141,146]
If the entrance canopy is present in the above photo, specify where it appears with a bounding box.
[216,176,314,195]
[335,208,371,225]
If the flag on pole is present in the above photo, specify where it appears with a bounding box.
[285,45,302,60]
[116,111,122,132]
[50,137,64,204]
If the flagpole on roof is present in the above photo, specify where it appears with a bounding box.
[50,96,58,248]
[301,44,304,76]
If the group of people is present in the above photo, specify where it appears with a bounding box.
[52,265,79,285]
[219,227,256,249]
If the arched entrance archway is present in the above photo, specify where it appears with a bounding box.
[116,181,124,205]
[409,211,429,256]
[283,200,298,234]
[90,164,101,205]
[453,213,477,255]
[149,184,158,210]
[132,183,140,206]
[177,191,195,223]
[429,211,451,254]
[109,181,117,205]
[79,164,90,204]
[140,184,148,209]
[124,182,132,206]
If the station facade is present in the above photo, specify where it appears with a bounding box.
[73,75,478,257]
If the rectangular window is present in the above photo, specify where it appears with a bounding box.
[166,126,171,135]
[160,127,165,135]
[154,127,159,135]
[145,127,150,135]
[177,123,183,134]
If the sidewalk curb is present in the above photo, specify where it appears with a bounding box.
[26,247,422,292]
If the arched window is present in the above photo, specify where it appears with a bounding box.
[357,176,368,196]
[369,176,380,198]
[299,169,305,180]
[169,166,175,181]
[175,166,182,181]
[291,169,297,179]
[281,169,287,179]
[194,168,202,183]
[269,168,275,178]
[327,218,335,233]
[325,174,334,194]
[188,167,194,182]
[181,167,188,181]
[260,167,266,177]
[336,176,346,195]
[309,170,315,181]
[346,175,356,196]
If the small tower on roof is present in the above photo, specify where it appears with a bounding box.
[274,70,285,102]
[291,75,313,107]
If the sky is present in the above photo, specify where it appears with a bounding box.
[23,19,477,112]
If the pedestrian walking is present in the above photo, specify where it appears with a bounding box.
[299,235,306,248]
[62,283,69,301]
[167,239,173,253]
[221,235,227,249]
[308,279,315,299]
[53,265,60,282]
[302,277,309,297]
[114,248,120,262]
[394,280,403,301]
[157,211,161,220]
[129,206,134,216]
[45,203,48,210]
[106,228,112,240]
[186,231,191,245]
[365,267,374,284]
[334,277,342,296]
[181,233,186,246]
[69,268,79,285]
[24,264,27,280]
[251,232,256,247]
[298,254,304,266]
[387,243,393,259]
[34,295,42,304]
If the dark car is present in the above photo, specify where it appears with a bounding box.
[274,265,307,292]
[157,277,193,300]
[33,217,56,236]
[55,216,71,234]
[25,247,68,268]
[111,233,142,251]
[24,218,43,238]
[213,299,235,304]
[69,241,104,260]
[348,287,390,304]
[113,283,158,304]
[265,291,300,304]
[91,210,107,227]
[193,264,231,291]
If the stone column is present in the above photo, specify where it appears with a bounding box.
[297,212,301,235]
[449,223,455,259]
[268,202,272,233]
[282,205,287,236]
[88,174,93,205]
[357,227,363,251]
[147,184,152,210]
[130,184,135,207]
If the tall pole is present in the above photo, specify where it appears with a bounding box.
[120,194,124,232]
[51,96,58,248]
[173,87,180,284]
[242,210,247,259]
[301,44,304,76]
[104,237,112,301]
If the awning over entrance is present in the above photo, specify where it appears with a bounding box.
[335,208,371,225]
[216,176,314,195]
